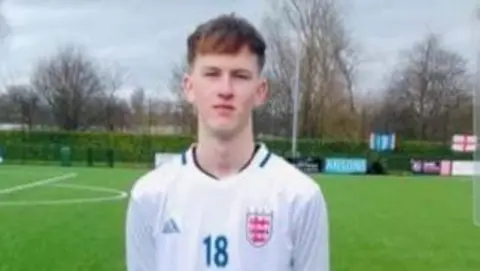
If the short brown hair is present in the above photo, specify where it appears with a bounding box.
[186,13,267,71]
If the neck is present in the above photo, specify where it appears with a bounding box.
[195,123,255,179]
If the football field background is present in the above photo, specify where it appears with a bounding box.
[0,165,479,271]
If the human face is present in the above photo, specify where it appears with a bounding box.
[183,46,268,139]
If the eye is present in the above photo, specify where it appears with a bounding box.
[235,74,250,79]
[204,72,218,77]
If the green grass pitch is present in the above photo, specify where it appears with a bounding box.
[0,165,479,271]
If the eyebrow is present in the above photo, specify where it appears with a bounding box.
[202,66,253,75]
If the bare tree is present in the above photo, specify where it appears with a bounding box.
[144,96,179,134]
[3,84,41,129]
[378,33,472,141]
[93,65,131,131]
[253,16,296,137]
[168,60,196,135]
[263,0,360,139]
[0,91,15,122]
[354,88,386,138]
[129,87,147,132]
[30,44,106,131]
[127,87,176,134]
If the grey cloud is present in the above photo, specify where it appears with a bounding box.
[1,0,266,97]
[349,0,477,90]
[0,0,477,97]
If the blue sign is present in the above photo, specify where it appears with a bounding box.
[324,158,367,174]
[369,133,395,151]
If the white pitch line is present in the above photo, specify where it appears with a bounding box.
[0,173,77,195]
[50,183,128,196]
[0,194,127,206]
[0,176,128,206]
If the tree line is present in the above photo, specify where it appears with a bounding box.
[0,45,179,133]
[0,0,474,142]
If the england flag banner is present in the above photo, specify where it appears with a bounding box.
[369,133,396,151]
[451,134,477,152]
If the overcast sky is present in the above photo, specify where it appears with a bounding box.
[0,0,478,100]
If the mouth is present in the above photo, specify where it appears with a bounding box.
[212,104,235,117]
[213,104,235,111]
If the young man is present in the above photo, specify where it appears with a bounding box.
[125,13,329,271]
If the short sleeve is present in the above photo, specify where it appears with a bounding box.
[291,187,330,271]
[125,193,157,271]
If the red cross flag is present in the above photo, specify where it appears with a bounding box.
[451,134,477,152]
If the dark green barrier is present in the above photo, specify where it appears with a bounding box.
[60,146,71,167]
[0,131,473,170]
[87,148,93,167]
[0,130,455,156]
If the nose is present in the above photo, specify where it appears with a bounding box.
[218,92,233,100]
[217,75,234,100]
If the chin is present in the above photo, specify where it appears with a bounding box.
[208,124,239,139]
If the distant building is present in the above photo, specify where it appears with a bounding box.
[148,124,183,135]
[0,123,25,131]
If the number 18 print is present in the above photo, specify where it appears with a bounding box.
[203,235,229,268]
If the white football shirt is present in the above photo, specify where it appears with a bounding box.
[125,143,329,271]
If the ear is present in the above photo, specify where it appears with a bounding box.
[182,73,195,104]
[254,78,268,108]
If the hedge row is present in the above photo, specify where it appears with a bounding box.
[0,130,472,170]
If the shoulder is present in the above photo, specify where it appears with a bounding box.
[263,153,328,226]
[263,152,322,199]
[128,153,184,202]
